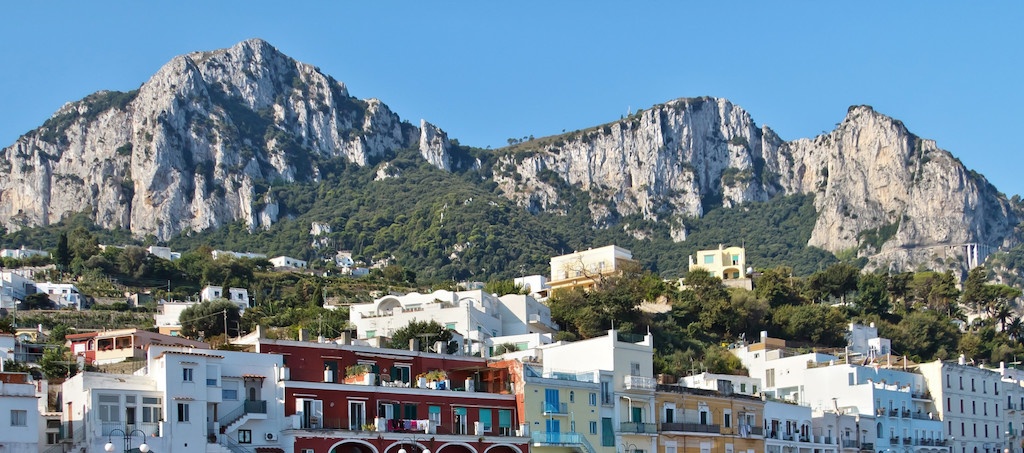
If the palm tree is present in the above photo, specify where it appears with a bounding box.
[993,302,1013,332]
[1007,317,1024,343]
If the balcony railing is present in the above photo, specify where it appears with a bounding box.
[531,431,597,453]
[749,426,764,436]
[218,399,268,426]
[861,443,874,451]
[901,410,911,418]
[902,437,912,445]
[661,423,721,434]
[542,401,568,415]
[623,375,656,391]
[843,439,860,448]
[619,422,658,434]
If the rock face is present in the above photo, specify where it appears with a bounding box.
[491,99,1018,269]
[0,39,444,240]
[0,40,1017,271]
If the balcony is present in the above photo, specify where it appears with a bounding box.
[901,409,911,418]
[661,423,721,434]
[861,443,874,451]
[888,409,899,417]
[542,401,568,415]
[749,426,764,436]
[889,437,899,444]
[902,437,913,445]
[619,422,658,434]
[623,375,656,391]
[531,431,597,453]
[842,440,860,449]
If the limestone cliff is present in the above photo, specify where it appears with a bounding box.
[0,39,447,240]
[492,99,1018,269]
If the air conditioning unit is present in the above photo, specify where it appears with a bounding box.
[266,432,277,441]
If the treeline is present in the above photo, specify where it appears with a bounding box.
[547,262,1023,377]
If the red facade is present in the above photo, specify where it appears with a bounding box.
[248,338,528,453]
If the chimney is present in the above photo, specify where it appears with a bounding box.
[298,329,309,342]
[410,338,420,352]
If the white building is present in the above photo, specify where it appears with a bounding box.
[200,285,250,312]
[1,270,34,310]
[847,322,892,359]
[153,300,200,336]
[147,245,181,261]
[0,372,40,453]
[513,274,550,299]
[211,250,267,260]
[919,356,1013,453]
[549,245,635,293]
[60,344,287,453]
[678,371,763,397]
[34,282,84,309]
[764,400,838,453]
[349,289,559,354]
[0,246,50,260]
[270,256,308,269]
[538,329,657,453]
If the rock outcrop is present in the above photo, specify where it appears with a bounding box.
[494,99,1018,269]
[0,39,447,240]
[0,39,1016,271]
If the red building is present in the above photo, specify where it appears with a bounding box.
[235,329,528,453]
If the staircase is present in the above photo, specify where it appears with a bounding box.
[219,400,268,433]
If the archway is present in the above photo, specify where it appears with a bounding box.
[329,439,380,453]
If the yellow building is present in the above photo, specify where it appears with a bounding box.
[549,245,636,293]
[521,362,610,453]
[688,246,750,289]
[655,384,765,453]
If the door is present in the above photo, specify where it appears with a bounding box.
[546,418,561,439]
[545,388,560,413]
[632,407,642,423]
[311,400,323,429]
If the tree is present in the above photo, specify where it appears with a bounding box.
[55,232,71,269]
[23,293,55,310]
[387,320,454,352]
[771,304,848,346]
[0,316,15,334]
[805,263,860,304]
[180,300,241,339]
[856,272,890,316]
[483,279,526,296]
[754,266,802,307]
[40,345,78,379]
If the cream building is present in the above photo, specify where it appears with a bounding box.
[549,245,636,293]
[688,245,750,289]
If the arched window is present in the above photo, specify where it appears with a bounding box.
[876,422,883,438]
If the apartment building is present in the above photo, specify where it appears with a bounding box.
[232,327,530,453]
[549,246,636,293]
[920,357,1015,453]
[655,383,765,453]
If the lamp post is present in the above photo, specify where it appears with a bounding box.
[398,437,431,453]
[104,428,150,453]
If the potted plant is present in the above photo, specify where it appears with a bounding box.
[345,364,375,385]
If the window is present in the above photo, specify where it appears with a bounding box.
[630,362,641,375]
[366,330,376,339]
[499,409,512,435]
[428,406,441,427]
[10,409,27,426]
[182,367,194,382]
[569,391,575,403]
[704,255,715,264]
[589,392,597,406]
[349,401,366,430]
[223,389,238,400]
[177,403,190,422]
[238,429,252,444]
[99,395,120,422]
[207,378,218,386]
[479,409,492,433]
[590,421,598,434]
[766,369,776,388]
[740,383,747,393]
[142,397,162,423]
[724,410,732,428]
[946,374,950,388]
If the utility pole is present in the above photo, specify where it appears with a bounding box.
[223,310,228,338]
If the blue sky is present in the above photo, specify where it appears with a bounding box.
[2,2,1022,196]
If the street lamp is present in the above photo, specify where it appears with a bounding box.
[104,428,150,452]
[398,437,431,453]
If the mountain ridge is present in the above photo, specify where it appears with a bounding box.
[0,38,1017,273]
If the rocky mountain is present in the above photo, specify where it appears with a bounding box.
[0,39,449,240]
[480,98,1019,270]
[1,39,1018,271]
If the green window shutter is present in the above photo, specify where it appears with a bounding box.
[498,410,512,428]
[405,404,417,419]
[479,409,492,431]
[601,417,614,446]
[454,407,467,416]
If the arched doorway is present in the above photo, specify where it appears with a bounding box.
[329,440,379,453]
